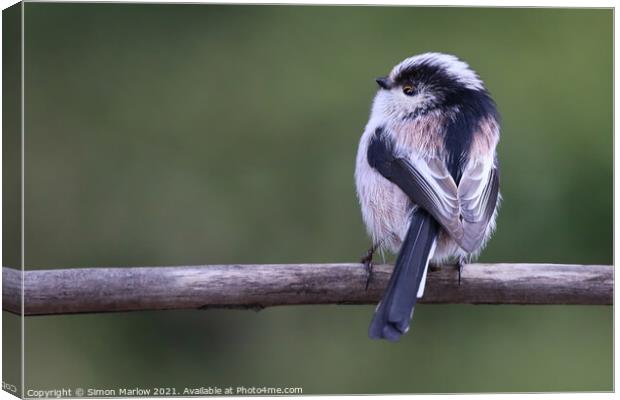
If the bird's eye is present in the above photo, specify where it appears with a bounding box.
[403,85,415,96]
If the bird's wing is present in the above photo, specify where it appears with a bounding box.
[457,156,500,252]
[367,127,464,242]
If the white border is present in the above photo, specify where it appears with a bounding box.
[0,2,615,400]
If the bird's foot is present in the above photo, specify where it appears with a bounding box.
[361,250,374,291]
[360,244,378,290]
[456,259,466,286]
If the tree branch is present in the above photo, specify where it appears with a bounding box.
[2,263,612,316]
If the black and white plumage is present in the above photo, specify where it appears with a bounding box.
[355,53,501,341]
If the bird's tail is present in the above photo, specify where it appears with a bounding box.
[368,209,439,341]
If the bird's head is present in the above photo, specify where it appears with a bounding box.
[371,52,488,121]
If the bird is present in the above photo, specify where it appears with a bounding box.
[354,52,501,341]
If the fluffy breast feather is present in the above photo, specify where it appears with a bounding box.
[355,123,411,253]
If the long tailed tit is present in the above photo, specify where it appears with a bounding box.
[355,53,501,341]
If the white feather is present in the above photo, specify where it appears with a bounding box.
[390,52,484,91]
[416,239,436,298]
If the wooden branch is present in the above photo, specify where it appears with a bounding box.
[2,263,612,316]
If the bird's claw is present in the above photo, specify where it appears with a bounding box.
[360,242,383,290]
[457,259,465,286]
[361,258,373,291]
[361,248,375,291]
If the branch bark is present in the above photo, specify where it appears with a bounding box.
[2,263,612,316]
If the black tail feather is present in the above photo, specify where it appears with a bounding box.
[368,210,438,341]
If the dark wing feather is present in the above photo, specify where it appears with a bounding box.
[368,126,499,253]
[367,127,463,242]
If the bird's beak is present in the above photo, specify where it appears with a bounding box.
[376,77,390,90]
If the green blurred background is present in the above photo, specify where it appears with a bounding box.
[10,3,615,394]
